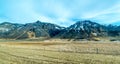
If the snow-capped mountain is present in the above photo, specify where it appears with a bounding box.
[0,20,119,39]
[57,20,107,39]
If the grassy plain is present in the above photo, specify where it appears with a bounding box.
[0,39,120,64]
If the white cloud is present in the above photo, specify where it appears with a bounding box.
[0,0,120,26]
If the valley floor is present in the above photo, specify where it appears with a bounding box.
[0,40,120,64]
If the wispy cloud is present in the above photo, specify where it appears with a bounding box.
[0,0,120,26]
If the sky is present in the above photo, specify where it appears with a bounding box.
[0,0,120,27]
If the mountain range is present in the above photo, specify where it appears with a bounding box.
[0,20,120,40]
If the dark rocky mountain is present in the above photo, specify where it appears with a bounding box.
[57,20,107,39]
[106,25,120,36]
[0,22,23,38]
[0,20,119,40]
[0,21,65,39]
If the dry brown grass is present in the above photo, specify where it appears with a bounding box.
[0,40,120,64]
[1,40,120,55]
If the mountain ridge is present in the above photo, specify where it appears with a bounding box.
[0,20,120,40]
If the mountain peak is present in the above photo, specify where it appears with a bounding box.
[76,20,98,25]
[35,20,42,23]
[68,20,101,30]
[0,20,120,39]
[1,22,12,25]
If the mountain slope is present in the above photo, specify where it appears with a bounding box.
[0,21,64,39]
[57,20,107,39]
[106,25,120,36]
[0,20,120,40]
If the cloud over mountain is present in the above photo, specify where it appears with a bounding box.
[0,0,120,26]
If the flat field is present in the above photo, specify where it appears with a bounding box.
[0,40,120,64]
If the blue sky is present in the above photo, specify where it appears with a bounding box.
[0,0,120,26]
